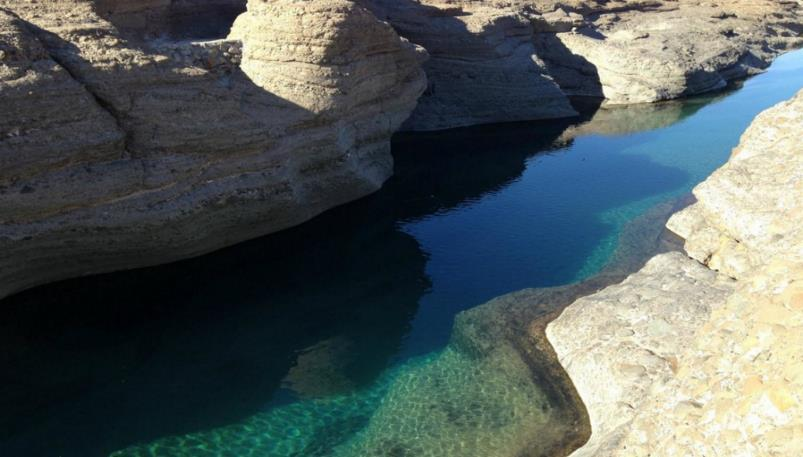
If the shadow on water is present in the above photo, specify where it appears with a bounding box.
[0,116,569,457]
[0,82,746,457]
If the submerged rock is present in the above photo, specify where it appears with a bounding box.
[548,90,803,456]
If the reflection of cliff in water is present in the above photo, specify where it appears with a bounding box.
[561,91,731,140]
[1,89,727,457]
[0,116,573,457]
[0,208,427,456]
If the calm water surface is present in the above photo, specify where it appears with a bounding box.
[2,50,802,456]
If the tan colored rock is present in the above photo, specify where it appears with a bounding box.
[548,90,803,456]
[668,91,803,279]
[620,259,803,457]
[361,0,802,128]
[534,0,803,104]
[0,0,426,300]
[547,252,735,457]
[365,0,577,130]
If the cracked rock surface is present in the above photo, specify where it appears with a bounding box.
[548,90,803,456]
[0,0,426,300]
[0,0,800,298]
[366,0,802,129]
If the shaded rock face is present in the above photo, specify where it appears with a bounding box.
[534,0,803,104]
[0,0,426,300]
[361,0,802,130]
[93,0,247,39]
[548,90,803,456]
[364,0,577,131]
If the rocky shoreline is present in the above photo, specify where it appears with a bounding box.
[1,0,801,301]
[547,89,803,456]
[2,2,803,455]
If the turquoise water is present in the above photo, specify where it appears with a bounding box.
[1,50,802,457]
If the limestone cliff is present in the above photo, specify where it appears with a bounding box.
[365,0,802,129]
[536,0,803,105]
[0,0,426,300]
[548,90,803,456]
[364,0,577,131]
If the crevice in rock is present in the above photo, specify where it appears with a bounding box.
[19,22,134,160]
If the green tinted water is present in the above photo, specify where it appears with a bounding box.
[2,50,802,457]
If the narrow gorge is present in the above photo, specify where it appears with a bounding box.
[1,1,802,457]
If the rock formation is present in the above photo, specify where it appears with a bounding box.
[1,0,801,298]
[548,90,803,456]
[535,0,803,104]
[364,0,802,130]
[364,0,577,130]
[0,0,426,300]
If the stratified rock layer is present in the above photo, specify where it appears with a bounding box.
[0,0,426,300]
[365,0,577,131]
[365,0,802,130]
[534,0,803,104]
[548,90,803,456]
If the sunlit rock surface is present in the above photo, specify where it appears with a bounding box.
[668,91,803,279]
[619,258,803,456]
[363,0,802,129]
[0,0,426,300]
[549,90,803,456]
[547,252,735,457]
[535,0,803,104]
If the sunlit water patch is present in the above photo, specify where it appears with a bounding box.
[2,50,802,457]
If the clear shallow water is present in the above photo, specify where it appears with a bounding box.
[1,50,802,457]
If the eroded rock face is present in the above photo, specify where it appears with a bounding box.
[352,0,803,130]
[364,0,577,131]
[618,257,803,456]
[548,90,803,456]
[547,252,735,457]
[668,91,803,279]
[0,0,426,300]
[536,0,803,104]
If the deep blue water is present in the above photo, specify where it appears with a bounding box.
[1,50,802,457]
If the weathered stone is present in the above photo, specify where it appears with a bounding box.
[668,91,803,279]
[547,252,734,457]
[364,0,577,131]
[0,0,426,300]
[534,0,803,104]
[548,90,803,456]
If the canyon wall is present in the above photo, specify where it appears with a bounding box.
[1,0,801,299]
[0,0,426,300]
[368,0,803,130]
[548,90,803,456]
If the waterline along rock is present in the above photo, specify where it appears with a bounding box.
[532,0,803,104]
[0,0,427,300]
[2,0,801,299]
[548,90,803,456]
